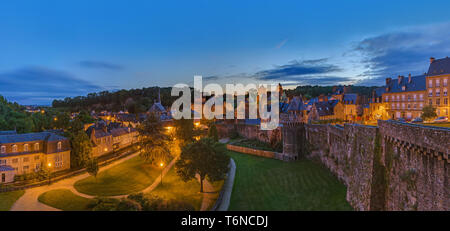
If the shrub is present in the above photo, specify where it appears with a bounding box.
[127,193,163,211]
[115,198,142,211]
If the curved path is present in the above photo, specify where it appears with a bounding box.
[11,151,141,211]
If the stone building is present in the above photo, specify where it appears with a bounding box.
[382,74,426,120]
[86,122,138,157]
[0,131,71,183]
[426,57,450,117]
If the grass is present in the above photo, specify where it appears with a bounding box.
[74,156,161,196]
[0,190,25,211]
[227,151,353,211]
[149,167,203,210]
[232,139,279,152]
[38,189,95,211]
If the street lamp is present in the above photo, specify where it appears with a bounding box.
[159,162,164,186]
[47,162,52,185]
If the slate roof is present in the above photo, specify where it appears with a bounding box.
[343,94,358,104]
[287,96,305,111]
[110,127,137,137]
[374,87,385,98]
[314,100,338,116]
[385,75,426,93]
[0,130,17,135]
[0,165,14,172]
[149,102,166,113]
[0,131,67,144]
[427,57,450,76]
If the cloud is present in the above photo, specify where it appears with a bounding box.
[275,39,288,49]
[353,22,450,85]
[79,60,124,71]
[253,58,343,82]
[0,67,102,105]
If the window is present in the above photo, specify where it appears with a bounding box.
[57,142,62,150]
[413,94,417,101]
[436,89,440,97]
[12,145,17,153]
[23,166,29,172]
[436,98,440,105]
[24,144,29,152]
[34,155,40,160]
[397,95,400,101]
[429,99,433,105]
[420,94,423,100]
[402,103,405,109]
[55,154,63,168]
[0,146,5,154]
[444,78,448,87]
[407,95,411,101]
[420,103,423,108]
[35,163,41,171]
[445,98,448,105]
[436,79,440,87]
[0,159,6,165]
[34,143,39,151]
[429,89,433,97]
[23,157,29,162]
[444,89,448,96]
[397,103,400,109]
[12,158,18,164]
[429,79,433,87]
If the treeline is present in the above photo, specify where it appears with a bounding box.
[285,85,379,99]
[52,87,179,113]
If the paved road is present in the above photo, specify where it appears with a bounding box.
[10,151,141,211]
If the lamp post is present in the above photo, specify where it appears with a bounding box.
[47,163,52,185]
[159,162,164,186]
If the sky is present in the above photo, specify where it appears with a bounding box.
[2,0,450,105]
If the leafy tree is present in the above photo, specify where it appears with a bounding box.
[53,112,71,130]
[137,113,172,165]
[173,118,195,146]
[175,138,229,192]
[208,123,219,142]
[421,105,437,121]
[116,198,142,211]
[69,130,93,169]
[86,157,99,180]
[127,193,163,211]
[77,110,95,124]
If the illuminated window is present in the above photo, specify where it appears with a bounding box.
[24,144,29,152]
[428,89,433,97]
[57,142,62,150]
[436,89,440,97]
[0,146,5,154]
[12,145,17,153]
[436,79,440,87]
[429,79,433,87]
[34,143,39,151]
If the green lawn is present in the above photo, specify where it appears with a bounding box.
[74,156,161,196]
[228,151,353,211]
[38,189,95,211]
[149,167,203,210]
[0,190,24,211]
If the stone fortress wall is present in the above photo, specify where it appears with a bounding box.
[218,120,449,211]
[286,120,449,211]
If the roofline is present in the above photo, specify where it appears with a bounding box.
[426,73,450,78]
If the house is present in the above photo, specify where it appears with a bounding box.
[369,87,389,121]
[0,131,71,183]
[382,74,426,120]
[426,57,450,117]
[86,121,138,157]
[309,100,339,122]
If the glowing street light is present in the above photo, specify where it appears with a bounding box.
[159,162,164,185]
[47,162,52,185]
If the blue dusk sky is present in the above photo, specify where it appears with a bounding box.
[2,0,450,105]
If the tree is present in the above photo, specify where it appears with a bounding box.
[173,118,195,147]
[208,123,219,142]
[421,105,437,121]
[69,130,93,169]
[137,113,172,165]
[175,138,229,192]
[86,157,99,180]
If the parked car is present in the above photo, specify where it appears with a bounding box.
[433,116,448,123]
[411,117,423,123]
[397,118,406,122]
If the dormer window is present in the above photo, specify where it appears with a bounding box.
[24,144,29,152]
[0,146,5,154]
[57,142,62,150]
[12,145,18,153]
[402,86,406,91]
[34,143,39,151]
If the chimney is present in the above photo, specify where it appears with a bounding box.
[398,75,403,84]
[386,77,391,85]
[430,57,435,63]
[408,73,412,83]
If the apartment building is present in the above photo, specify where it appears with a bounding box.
[0,131,71,183]
[383,74,426,120]
[426,57,450,117]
